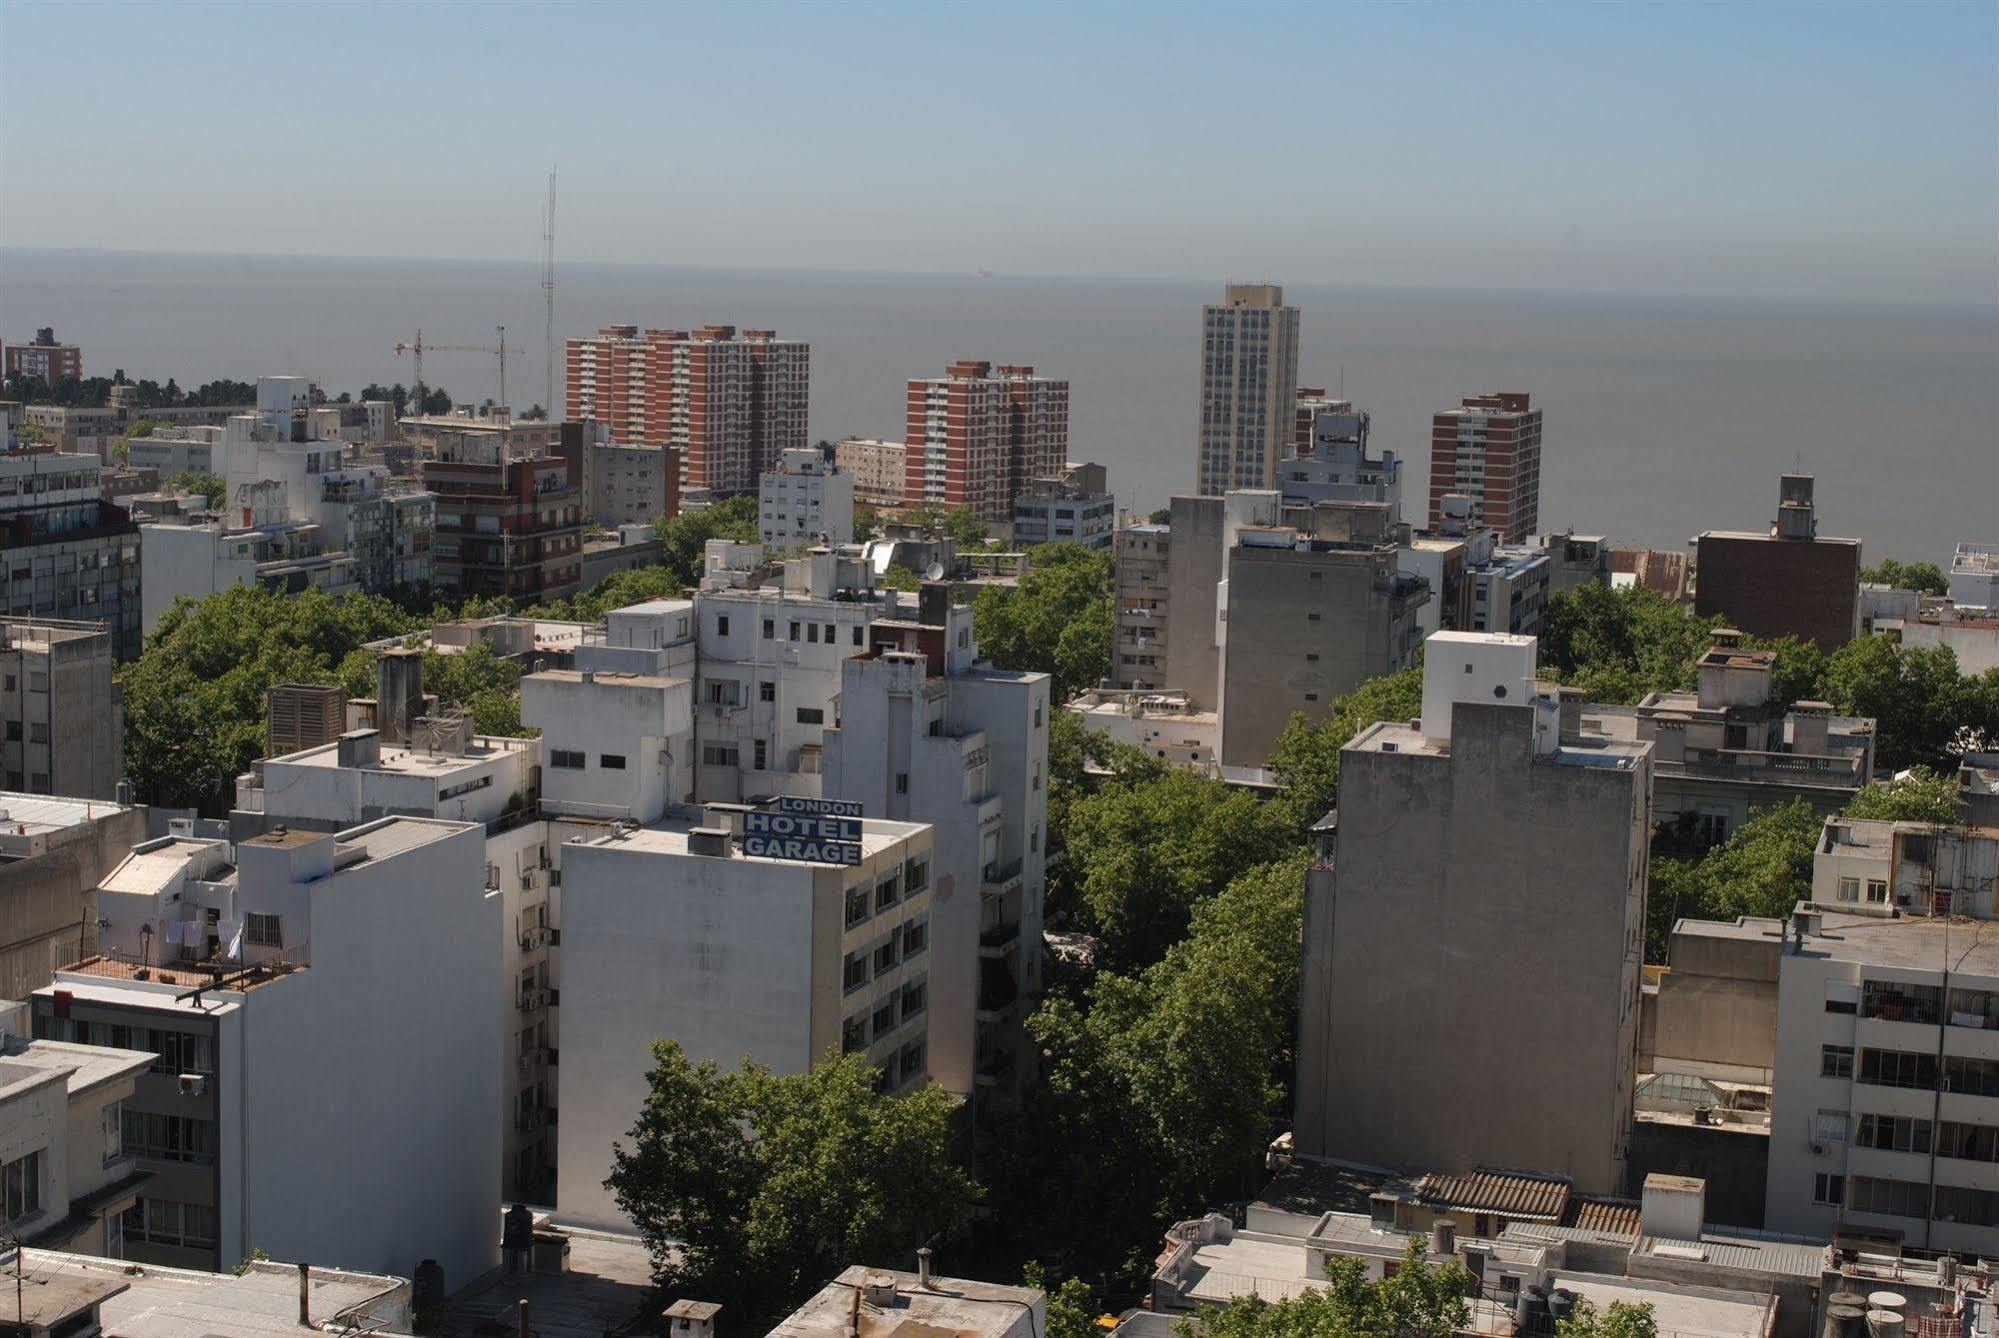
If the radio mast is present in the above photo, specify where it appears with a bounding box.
[542,169,557,419]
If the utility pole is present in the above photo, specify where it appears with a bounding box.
[543,169,557,418]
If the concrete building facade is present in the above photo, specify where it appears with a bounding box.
[1694,475,1861,651]
[904,361,1070,522]
[759,445,855,548]
[584,440,678,529]
[0,795,146,1003]
[0,408,141,659]
[32,817,502,1285]
[1427,392,1544,542]
[833,437,908,509]
[1196,284,1300,496]
[1281,401,1401,519]
[4,329,82,387]
[1294,632,1654,1194]
[1112,521,1171,690]
[1011,461,1114,551]
[0,619,122,799]
[423,443,582,603]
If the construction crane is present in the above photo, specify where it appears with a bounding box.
[392,326,510,413]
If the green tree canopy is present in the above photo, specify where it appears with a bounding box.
[1559,1299,1661,1338]
[1266,666,1423,835]
[1540,585,1723,704]
[1862,558,1949,595]
[972,543,1114,700]
[1147,508,1172,525]
[606,1042,976,1332]
[1821,637,1997,772]
[163,470,227,508]
[653,494,761,587]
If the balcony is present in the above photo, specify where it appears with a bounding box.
[518,925,550,952]
[517,1048,548,1080]
[974,1047,1017,1089]
[977,957,1019,1021]
[516,987,550,1013]
[982,857,1023,895]
[979,920,1021,957]
[515,1108,545,1133]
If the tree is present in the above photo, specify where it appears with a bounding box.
[418,384,452,415]
[853,505,881,542]
[1558,1300,1660,1338]
[164,471,227,508]
[1540,584,1722,704]
[1822,637,1997,772]
[1063,768,1294,969]
[1646,799,1820,962]
[422,641,533,737]
[973,544,1114,700]
[1744,634,1828,707]
[1147,508,1172,525]
[1843,768,1961,824]
[1176,1237,1471,1338]
[120,587,417,812]
[607,1043,976,1332]
[652,494,761,587]
[1023,1264,1100,1338]
[1862,559,1949,596]
[1267,667,1423,835]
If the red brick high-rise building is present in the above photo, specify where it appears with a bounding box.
[565,324,809,494]
[1427,391,1543,542]
[4,328,82,387]
[903,361,1069,522]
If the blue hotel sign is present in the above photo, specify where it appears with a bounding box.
[742,810,864,865]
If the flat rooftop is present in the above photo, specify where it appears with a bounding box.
[770,1266,1041,1338]
[1697,528,1862,548]
[446,1226,652,1338]
[1349,718,1650,770]
[272,735,532,778]
[579,813,928,866]
[21,1249,409,1336]
[100,836,234,898]
[0,791,131,838]
[0,1037,152,1100]
[526,668,683,691]
[1796,912,1999,976]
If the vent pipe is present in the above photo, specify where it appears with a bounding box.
[298,1261,311,1326]
[917,1245,933,1290]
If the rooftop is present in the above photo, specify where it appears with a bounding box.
[100,836,233,898]
[1349,718,1650,770]
[445,1226,653,1338]
[1696,528,1861,548]
[0,791,131,840]
[1796,911,1999,976]
[1955,543,1999,576]
[577,813,929,867]
[272,734,533,778]
[769,1266,1042,1338]
[18,1249,410,1337]
[0,1037,153,1100]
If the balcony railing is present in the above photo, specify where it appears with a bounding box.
[982,858,1023,891]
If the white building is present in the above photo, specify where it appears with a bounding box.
[759,446,854,548]
[31,817,502,1285]
[1765,905,1999,1256]
[1011,462,1115,551]
[523,667,694,821]
[822,586,1051,1105]
[1066,688,1219,772]
[0,1004,153,1259]
[1951,543,1999,612]
[124,425,236,482]
[771,1267,1044,1338]
[554,812,937,1232]
[140,502,359,635]
[1196,283,1300,496]
[1279,401,1402,521]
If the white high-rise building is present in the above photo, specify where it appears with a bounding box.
[759,446,855,548]
[1196,284,1300,497]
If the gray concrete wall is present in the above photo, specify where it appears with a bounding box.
[1295,703,1650,1194]
[1652,922,1782,1077]
[1626,1120,1771,1230]
[1219,543,1408,769]
[0,806,147,998]
[1164,496,1225,710]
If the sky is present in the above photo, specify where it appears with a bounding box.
[1,0,1993,303]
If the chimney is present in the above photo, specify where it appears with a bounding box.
[916,1246,933,1290]
[376,647,425,745]
[1640,1173,1706,1242]
[298,1261,311,1326]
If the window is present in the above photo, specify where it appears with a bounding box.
[1856,1114,1931,1153]
[1858,1048,1937,1090]
[702,744,739,767]
[1867,880,1889,904]
[1938,1122,1999,1163]
[550,749,585,770]
[1815,1111,1850,1145]
[763,618,775,639]
[905,858,929,894]
[898,1040,925,1083]
[30,723,48,744]
[902,979,927,1019]
[875,874,901,913]
[902,918,928,957]
[246,912,283,948]
[120,1111,219,1164]
[1944,1055,1999,1097]
[753,739,767,770]
[843,951,868,992]
[2,1150,40,1225]
[1822,1044,1855,1078]
[1838,877,1860,903]
[895,773,909,795]
[1849,1176,1930,1220]
[807,623,820,643]
[760,681,775,702]
[842,1015,868,1054]
[852,625,864,647]
[789,620,801,640]
[599,754,626,770]
[716,614,730,636]
[797,707,824,725]
[123,1198,218,1249]
[874,940,900,974]
[823,623,835,645]
[873,999,898,1036]
[1933,1185,1999,1229]
[1813,1173,1845,1207]
[845,886,869,929]
[1863,980,1942,1024]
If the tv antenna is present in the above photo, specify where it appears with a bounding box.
[542,170,557,418]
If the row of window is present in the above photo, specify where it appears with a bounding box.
[550,750,625,771]
[1824,1046,1999,1098]
[123,1110,220,1165]
[842,859,931,928]
[843,976,930,1053]
[1815,1174,1999,1230]
[1816,1110,1999,1164]
[37,1015,216,1075]
[712,613,867,649]
[1826,979,1999,1031]
[842,919,929,993]
[124,1196,218,1250]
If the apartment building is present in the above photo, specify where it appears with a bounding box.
[1292,386,1344,454]
[31,817,501,1284]
[1294,632,1653,1193]
[1695,475,1861,651]
[1111,521,1170,690]
[1281,400,1402,519]
[904,361,1069,523]
[822,585,1052,1106]
[0,794,146,1001]
[1583,634,1876,849]
[4,328,82,387]
[565,324,810,492]
[1466,535,1552,636]
[423,440,582,603]
[0,403,141,659]
[1951,543,1999,611]
[0,619,122,798]
[1206,493,1429,770]
[1542,530,1612,598]
[137,488,359,635]
[1428,392,1544,542]
[833,437,908,509]
[759,445,854,548]
[0,1007,153,1259]
[555,813,938,1232]
[583,440,678,529]
[1011,461,1114,551]
[1196,284,1300,496]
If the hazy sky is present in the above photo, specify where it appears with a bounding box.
[2,0,1993,302]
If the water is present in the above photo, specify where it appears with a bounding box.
[3,248,1993,559]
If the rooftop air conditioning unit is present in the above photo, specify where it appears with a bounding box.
[178,1074,207,1097]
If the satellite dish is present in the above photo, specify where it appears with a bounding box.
[925,563,945,582]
